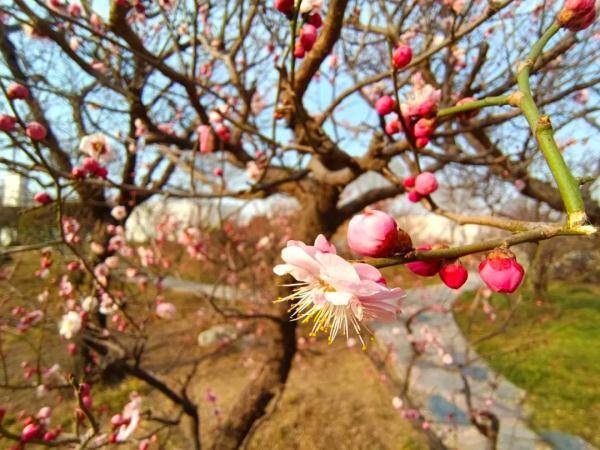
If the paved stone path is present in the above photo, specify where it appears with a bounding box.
[161,276,239,301]
[373,279,595,450]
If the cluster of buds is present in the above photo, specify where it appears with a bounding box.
[71,157,108,179]
[403,171,439,202]
[406,245,524,293]
[1,83,48,140]
[14,406,61,443]
[275,0,323,59]
[406,245,469,290]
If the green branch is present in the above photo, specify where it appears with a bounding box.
[364,224,595,269]
[516,21,586,227]
[437,94,511,118]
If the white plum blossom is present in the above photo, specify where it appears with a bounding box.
[115,393,142,442]
[111,205,127,221]
[79,133,112,162]
[59,311,82,339]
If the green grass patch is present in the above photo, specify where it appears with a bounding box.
[453,282,600,446]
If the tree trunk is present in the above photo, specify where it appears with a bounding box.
[212,185,339,449]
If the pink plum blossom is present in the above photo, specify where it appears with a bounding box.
[156,302,177,320]
[273,235,405,346]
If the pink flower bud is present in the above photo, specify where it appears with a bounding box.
[375,95,396,116]
[392,45,412,69]
[439,261,468,289]
[21,423,42,442]
[213,167,224,177]
[139,440,150,450]
[347,210,400,257]
[407,190,422,202]
[0,114,16,132]
[558,0,596,31]
[26,122,47,141]
[414,171,438,196]
[300,24,318,51]
[413,118,435,139]
[478,248,524,293]
[402,176,415,188]
[7,82,30,100]
[406,245,441,276]
[34,192,52,205]
[274,0,294,16]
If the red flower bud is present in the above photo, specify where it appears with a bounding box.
[392,45,412,69]
[439,260,468,289]
[7,83,30,100]
[26,122,47,141]
[403,176,415,188]
[407,190,422,202]
[375,95,396,116]
[406,245,441,277]
[34,192,52,205]
[294,41,306,58]
[274,0,294,16]
[558,0,596,31]
[385,118,400,134]
[0,114,16,132]
[307,13,323,28]
[300,24,318,51]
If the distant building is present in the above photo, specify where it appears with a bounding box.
[1,172,30,207]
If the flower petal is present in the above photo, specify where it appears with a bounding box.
[324,291,355,306]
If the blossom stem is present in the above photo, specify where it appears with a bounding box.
[436,95,510,118]
[289,0,302,88]
[516,21,586,227]
[366,224,595,268]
